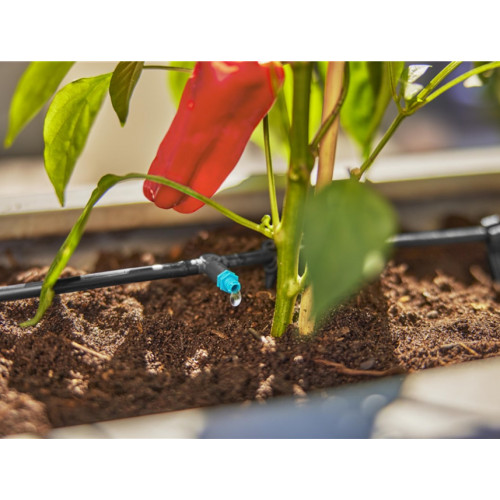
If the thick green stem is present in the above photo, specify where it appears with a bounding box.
[271,179,309,336]
[270,62,313,337]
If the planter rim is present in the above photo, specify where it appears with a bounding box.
[1,145,500,240]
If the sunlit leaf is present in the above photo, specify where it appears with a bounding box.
[167,61,196,105]
[406,64,432,83]
[303,178,397,319]
[109,62,144,125]
[4,61,74,148]
[44,73,111,205]
[403,82,424,100]
[401,64,432,102]
[340,62,393,158]
[463,74,484,88]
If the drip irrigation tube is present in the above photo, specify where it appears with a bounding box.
[391,214,500,280]
[0,241,276,303]
[0,216,498,304]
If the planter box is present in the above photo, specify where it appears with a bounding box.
[1,147,500,439]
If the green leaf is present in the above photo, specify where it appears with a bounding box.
[21,171,256,327]
[43,73,112,206]
[167,61,196,106]
[303,178,397,320]
[340,62,393,159]
[21,173,123,327]
[4,61,74,148]
[109,62,144,125]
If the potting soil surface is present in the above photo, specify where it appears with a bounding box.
[1,224,499,437]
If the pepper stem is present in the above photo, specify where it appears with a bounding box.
[270,62,313,337]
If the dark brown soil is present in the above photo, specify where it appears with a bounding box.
[1,225,499,437]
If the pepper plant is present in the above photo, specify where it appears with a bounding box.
[5,61,500,337]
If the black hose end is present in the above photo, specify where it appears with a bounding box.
[481,215,500,282]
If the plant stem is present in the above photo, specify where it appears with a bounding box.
[299,61,345,336]
[263,115,280,228]
[143,65,192,73]
[131,173,272,238]
[309,63,349,154]
[414,61,462,103]
[355,112,406,179]
[423,61,500,104]
[270,62,313,338]
[316,62,345,186]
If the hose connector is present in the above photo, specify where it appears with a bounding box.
[216,269,241,294]
[200,254,242,305]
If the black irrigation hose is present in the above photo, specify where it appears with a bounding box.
[391,226,487,247]
[0,241,277,303]
[0,217,498,304]
[391,214,500,281]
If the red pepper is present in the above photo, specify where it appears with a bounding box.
[143,61,285,214]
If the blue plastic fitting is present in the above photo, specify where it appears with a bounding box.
[216,269,241,294]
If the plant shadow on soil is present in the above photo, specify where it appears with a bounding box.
[1,223,499,436]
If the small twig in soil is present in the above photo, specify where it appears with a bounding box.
[457,342,481,356]
[70,341,110,361]
[313,358,404,377]
[256,290,275,300]
[440,340,500,346]
[439,342,481,357]
[247,327,263,341]
[209,330,228,339]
